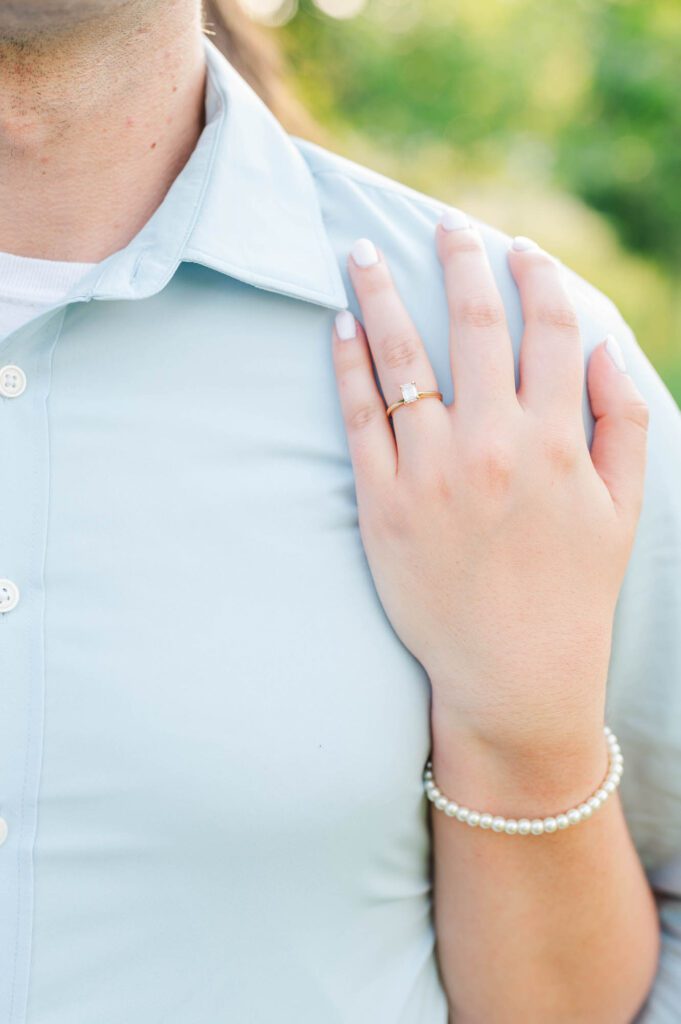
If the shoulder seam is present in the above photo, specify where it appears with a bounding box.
[305,161,448,214]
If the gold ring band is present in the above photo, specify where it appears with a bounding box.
[386,382,444,419]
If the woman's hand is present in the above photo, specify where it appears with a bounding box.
[331,215,649,763]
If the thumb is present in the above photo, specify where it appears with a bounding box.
[587,333,650,525]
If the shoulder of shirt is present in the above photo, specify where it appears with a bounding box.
[291,133,629,335]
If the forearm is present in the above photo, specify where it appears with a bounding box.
[429,713,661,1024]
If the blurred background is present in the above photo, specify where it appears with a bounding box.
[205,0,681,404]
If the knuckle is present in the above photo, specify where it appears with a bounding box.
[541,426,581,471]
[380,331,422,371]
[442,231,485,259]
[377,490,412,537]
[459,295,505,331]
[534,304,580,333]
[347,401,382,432]
[465,438,516,497]
[624,399,650,433]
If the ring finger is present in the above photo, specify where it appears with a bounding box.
[347,237,448,471]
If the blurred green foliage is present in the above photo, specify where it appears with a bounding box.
[277,0,681,402]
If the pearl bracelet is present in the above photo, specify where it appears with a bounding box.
[423,725,623,835]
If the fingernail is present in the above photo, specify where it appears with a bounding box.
[335,309,357,341]
[351,238,379,268]
[440,207,471,231]
[604,333,627,372]
[511,235,539,251]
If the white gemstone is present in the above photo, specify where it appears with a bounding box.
[517,819,532,835]
[467,811,481,827]
[556,814,570,829]
[530,819,544,835]
[444,802,459,817]
[479,813,493,829]
[543,817,558,833]
[567,809,582,825]
[456,807,470,822]
[504,819,519,835]
[400,382,419,403]
[435,796,448,810]
[491,816,506,832]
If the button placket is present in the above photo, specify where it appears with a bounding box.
[0,317,65,1022]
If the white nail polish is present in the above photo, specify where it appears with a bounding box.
[440,207,471,231]
[351,238,379,267]
[511,235,539,251]
[335,309,357,341]
[605,333,627,372]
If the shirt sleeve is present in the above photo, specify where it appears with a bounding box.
[633,858,681,1022]
[594,308,681,1022]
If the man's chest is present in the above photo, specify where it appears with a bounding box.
[28,271,433,841]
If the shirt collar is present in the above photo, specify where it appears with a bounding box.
[62,36,349,312]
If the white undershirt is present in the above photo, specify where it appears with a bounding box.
[0,251,98,339]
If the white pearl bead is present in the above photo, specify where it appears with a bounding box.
[604,725,612,736]
[587,796,601,810]
[517,819,532,835]
[435,796,448,810]
[491,816,506,832]
[456,807,470,822]
[556,814,570,829]
[567,808,581,825]
[530,819,544,835]
[467,811,481,827]
[596,789,609,802]
[479,813,493,829]
[429,787,440,800]
[603,780,616,794]
[504,819,519,835]
[444,802,459,816]
[543,817,558,833]
[578,803,592,818]
[424,771,433,781]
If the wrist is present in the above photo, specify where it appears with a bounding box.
[429,714,611,820]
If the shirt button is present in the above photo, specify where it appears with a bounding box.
[0,364,27,398]
[0,579,20,613]
[0,819,7,846]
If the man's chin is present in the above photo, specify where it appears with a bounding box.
[0,0,141,39]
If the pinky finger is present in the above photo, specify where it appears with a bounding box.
[587,333,650,525]
[332,310,398,497]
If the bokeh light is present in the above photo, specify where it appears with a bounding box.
[312,0,369,19]
[237,0,298,26]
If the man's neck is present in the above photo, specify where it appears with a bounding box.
[0,0,206,262]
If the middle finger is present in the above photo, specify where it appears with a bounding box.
[436,209,518,417]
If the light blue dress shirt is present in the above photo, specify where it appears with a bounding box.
[0,35,679,1024]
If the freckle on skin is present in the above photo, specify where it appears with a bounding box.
[126,116,135,128]
[172,85,177,93]
[150,141,157,149]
